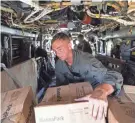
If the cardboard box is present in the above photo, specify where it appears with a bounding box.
[27,110,35,123]
[108,85,135,123]
[1,86,35,123]
[35,82,106,123]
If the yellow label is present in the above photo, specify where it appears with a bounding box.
[132,51,135,56]
[126,40,130,45]
[95,14,100,18]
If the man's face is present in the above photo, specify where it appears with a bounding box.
[52,39,72,61]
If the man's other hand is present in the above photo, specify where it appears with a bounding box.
[75,89,108,120]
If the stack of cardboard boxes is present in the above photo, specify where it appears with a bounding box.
[34,83,135,123]
[1,87,35,123]
[35,82,105,123]
[1,82,135,123]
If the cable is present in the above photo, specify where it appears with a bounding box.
[85,7,135,26]
[24,7,53,23]
[24,6,68,24]
[10,13,39,29]
[23,9,41,23]
[33,7,52,21]
[0,6,17,17]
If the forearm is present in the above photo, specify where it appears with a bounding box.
[93,83,114,97]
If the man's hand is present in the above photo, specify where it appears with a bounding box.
[75,83,114,120]
[75,90,108,120]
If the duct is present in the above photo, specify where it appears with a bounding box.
[1,25,38,38]
[102,27,135,40]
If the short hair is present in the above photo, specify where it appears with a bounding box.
[51,32,70,44]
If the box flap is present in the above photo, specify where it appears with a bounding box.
[108,99,135,123]
[123,85,135,103]
[39,82,93,106]
[108,85,135,123]
[1,86,32,120]
[123,85,135,94]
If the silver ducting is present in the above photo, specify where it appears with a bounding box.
[102,27,135,40]
[1,25,38,38]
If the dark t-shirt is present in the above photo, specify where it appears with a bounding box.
[77,40,92,54]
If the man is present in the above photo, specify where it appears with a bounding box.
[120,41,131,61]
[51,32,123,120]
[111,45,120,59]
[77,34,92,54]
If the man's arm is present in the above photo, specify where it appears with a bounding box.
[92,83,114,98]
[83,56,123,95]
[75,84,110,120]
[55,60,69,86]
[75,83,114,120]
[75,55,123,120]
